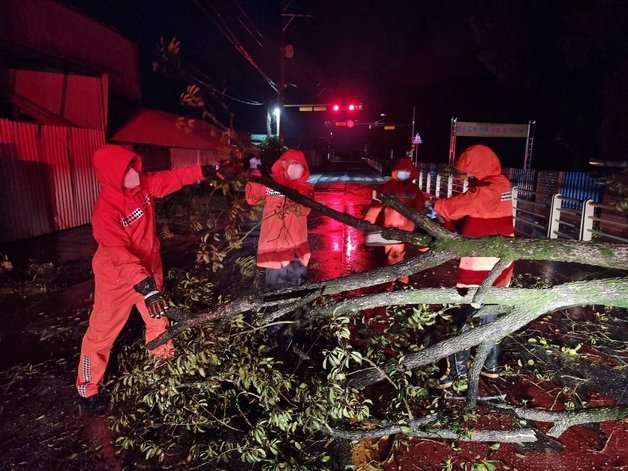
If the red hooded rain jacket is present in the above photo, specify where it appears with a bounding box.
[91,145,203,291]
[245,149,314,269]
[364,157,425,231]
[434,145,514,287]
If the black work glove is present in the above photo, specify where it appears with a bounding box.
[133,277,169,319]
[201,164,233,181]
[201,164,218,179]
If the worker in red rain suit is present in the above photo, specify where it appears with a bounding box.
[364,157,427,285]
[432,144,514,388]
[77,145,220,414]
[245,149,314,291]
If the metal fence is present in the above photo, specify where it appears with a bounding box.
[416,165,627,243]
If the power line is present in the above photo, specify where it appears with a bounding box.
[234,0,265,47]
[186,64,264,106]
[192,0,278,92]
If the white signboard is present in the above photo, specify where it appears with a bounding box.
[456,121,528,138]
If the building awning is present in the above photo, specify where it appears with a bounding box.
[110,108,231,152]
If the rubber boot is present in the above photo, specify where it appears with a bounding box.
[480,344,501,378]
[434,350,470,389]
[79,393,108,415]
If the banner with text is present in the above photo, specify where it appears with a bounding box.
[456,122,528,138]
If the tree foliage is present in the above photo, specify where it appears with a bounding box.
[257,135,286,175]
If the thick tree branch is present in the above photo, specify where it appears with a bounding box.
[326,419,537,443]
[434,236,628,271]
[348,278,628,388]
[472,258,513,306]
[481,401,628,438]
[250,175,628,270]
[312,278,628,318]
[374,191,455,240]
[248,175,432,246]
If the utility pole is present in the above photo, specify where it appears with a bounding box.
[278,2,287,144]
[411,105,416,164]
[278,4,312,145]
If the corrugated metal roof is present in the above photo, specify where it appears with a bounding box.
[5,69,108,130]
[111,109,231,152]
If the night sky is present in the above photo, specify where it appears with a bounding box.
[62,0,628,169]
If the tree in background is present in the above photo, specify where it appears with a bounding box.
[472,0,628,167]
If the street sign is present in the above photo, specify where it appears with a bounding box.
[412,133,422,144]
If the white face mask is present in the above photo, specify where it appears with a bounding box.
[123,167,140,189]
[286,163,304,180]
[397,170,411,181]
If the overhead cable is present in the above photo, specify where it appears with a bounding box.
[193,0,278,92]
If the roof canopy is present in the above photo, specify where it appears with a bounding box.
[111,109,230,152]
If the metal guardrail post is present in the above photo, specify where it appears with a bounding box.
[426,172,432,195]
[447,175,453,197]
[435,174,442,197]
[548,194,563,239]
[580,199,595,241]
[418,170,424,191]
[512,187,519,228]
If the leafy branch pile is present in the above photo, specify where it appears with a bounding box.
[107,176,628,469]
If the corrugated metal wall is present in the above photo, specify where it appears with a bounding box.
[0,119,104,243]
[560,172,603,209]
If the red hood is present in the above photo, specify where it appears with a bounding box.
[271,149,311,187]
[93,145,141,192]
[454,145,502,181]
[391,157,418,181]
